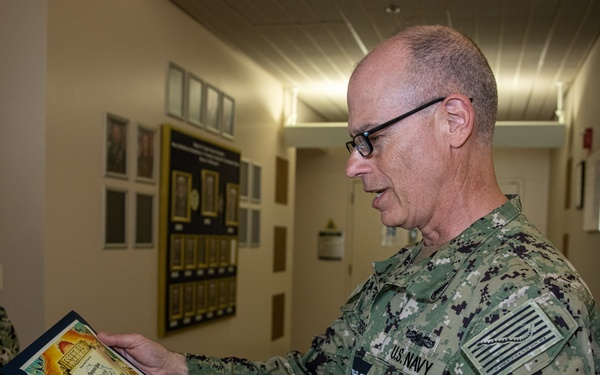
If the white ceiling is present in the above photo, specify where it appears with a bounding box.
[171,0,600,123]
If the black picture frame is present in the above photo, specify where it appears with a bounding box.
[135,193,154,247]
[104,187,127,248]
[104,113,129,178]
[167,62,185,119]
[136,124,157,183]
[221,93,235,139]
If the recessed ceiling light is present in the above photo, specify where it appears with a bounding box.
[385,4,401,15]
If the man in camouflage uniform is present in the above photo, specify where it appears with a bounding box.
[99,25,600,374]
[0,307,19,368]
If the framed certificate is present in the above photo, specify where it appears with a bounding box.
[1,311,143,375]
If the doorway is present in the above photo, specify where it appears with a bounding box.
[346,180,408,296]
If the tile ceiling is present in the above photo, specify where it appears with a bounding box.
[171,0,600,123]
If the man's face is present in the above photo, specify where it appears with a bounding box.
[345,65,444,231]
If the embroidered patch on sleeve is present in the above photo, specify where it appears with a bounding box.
[461,300,563,375]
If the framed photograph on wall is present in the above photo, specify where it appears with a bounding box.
[251,163,262,203]
[250,209,261,248]
[167,62,185,119]
[135,193,154,248]
[184,235,197,269]
[219,237,230,266]
[207,236,219,267]
[169,284,183,320]
[201,169,219,217]
[104,187,127,248]
[207,280,218,311]
[170,235,184,271]
[240,158,250,200]
[187,74,204,127]
[225,183,239,226]
[171,170,192,222]
[228,238,237,266]
[221,93,235,139]
[197,235,207,268]
[183,283,196,317]
[136,124,156,183]
[205,84,221,133]
[104,113,129,178]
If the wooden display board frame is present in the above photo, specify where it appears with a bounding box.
[158,124,240,336]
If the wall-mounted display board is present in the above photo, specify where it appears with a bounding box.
[158,125,240,336]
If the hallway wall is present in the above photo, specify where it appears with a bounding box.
[1,0,298,361]
[547,34,600,299]
[0,0,47,344]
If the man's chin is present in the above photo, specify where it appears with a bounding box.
[380,214,400,228]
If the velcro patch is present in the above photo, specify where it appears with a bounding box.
[462,300,563,375]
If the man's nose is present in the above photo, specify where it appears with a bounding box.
[345,150,365,178]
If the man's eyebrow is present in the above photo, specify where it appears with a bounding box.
[349,122,376,137]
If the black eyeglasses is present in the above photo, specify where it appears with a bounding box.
[346,97,446,157]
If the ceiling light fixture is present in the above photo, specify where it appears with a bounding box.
[385,4,401,15]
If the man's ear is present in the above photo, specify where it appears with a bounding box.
[442,95,474,148]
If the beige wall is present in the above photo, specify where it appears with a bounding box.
[0,0,47,343]
[547,34,600,300]
[1,0,298,361]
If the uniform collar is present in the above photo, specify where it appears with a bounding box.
[373,195,522,302]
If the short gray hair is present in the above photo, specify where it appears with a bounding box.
[386,25,498,144]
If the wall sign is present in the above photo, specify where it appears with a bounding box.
[158,125,240,336]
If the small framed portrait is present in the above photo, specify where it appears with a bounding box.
[205,84,220,133]
[219,237,230,266]
[183,283,196,317]
[187,74,204,127]
[250,209,261,247]
[221,93,235,139]
[169,284,183,320]
[196,282,207,313]
[218,279,229,308]
[229,238,238,266]
[225,183,239,226]
[104,113,129,178]
[104,187,127,248]
[207,280,219,311]
[171,170,192,222]
[207,236,219,267]
[166,62,185,119]
[135,193,154,248]
[170,235,184,271]
[136,124,156,183]
[197,235,207,267]
[251,163,262,203]
[201,169,219,217]
[184,235,197,269]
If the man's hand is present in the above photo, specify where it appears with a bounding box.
[97,332,187,375]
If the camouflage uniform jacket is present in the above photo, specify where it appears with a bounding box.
[187,196,600,374]
[0,307,19,368]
